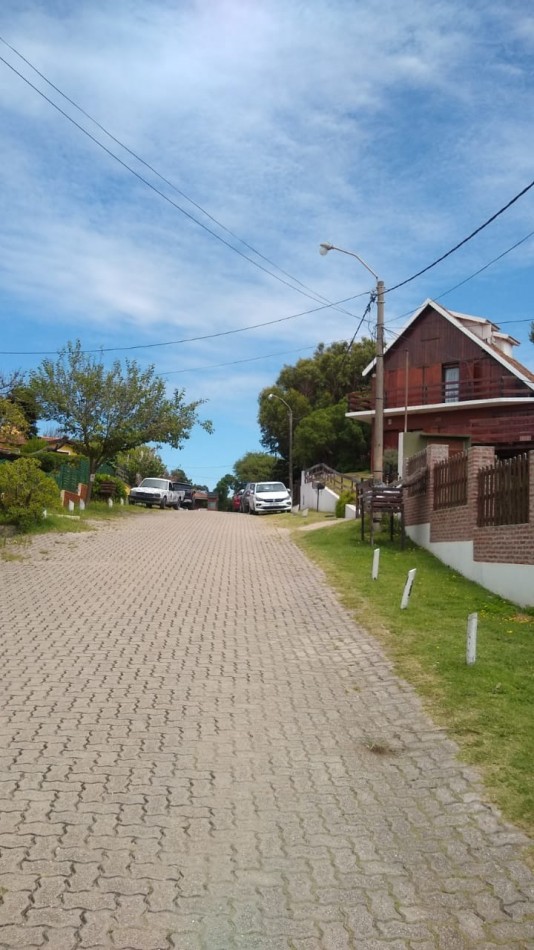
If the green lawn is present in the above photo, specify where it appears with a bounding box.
[294,519,534,835]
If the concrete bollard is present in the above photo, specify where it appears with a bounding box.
[466,613,478,665]
[400,568,417,609]
[372,548,380,580]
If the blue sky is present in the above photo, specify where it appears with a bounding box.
[1,0,533,488]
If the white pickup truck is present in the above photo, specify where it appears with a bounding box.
[128,478,184,509]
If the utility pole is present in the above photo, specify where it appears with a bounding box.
[373,279,385,484]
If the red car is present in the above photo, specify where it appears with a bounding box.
[232,490,244,511]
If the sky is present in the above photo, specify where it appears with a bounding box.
[1,0,534,489]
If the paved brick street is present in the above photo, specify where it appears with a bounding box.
[1,511,533,949]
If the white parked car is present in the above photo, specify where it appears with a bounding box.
[248,481,292,515]
[128,478,183,509]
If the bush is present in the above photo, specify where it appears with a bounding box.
[0,457,61,529]
[335,489,356,518]
[93,473,127,500]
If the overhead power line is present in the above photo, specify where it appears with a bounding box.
[387,183,534,294]
[0,38,362,321]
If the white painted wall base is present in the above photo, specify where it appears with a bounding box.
[406,524,534,607]
[300,475,338,513]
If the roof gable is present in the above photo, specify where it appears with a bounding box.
[363,299,534,390]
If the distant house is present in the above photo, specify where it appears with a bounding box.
[346,299,534,471]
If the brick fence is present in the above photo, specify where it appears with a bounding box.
[403,445,534,605]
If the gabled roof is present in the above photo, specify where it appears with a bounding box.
[363,298,534,390]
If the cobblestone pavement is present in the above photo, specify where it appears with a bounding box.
[1,510,533,950]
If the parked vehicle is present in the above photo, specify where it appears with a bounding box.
[232,489,244,511]
[248,481,292,515]
[179,487,195,510]
[240,483,255,513]
[128,478,183,509]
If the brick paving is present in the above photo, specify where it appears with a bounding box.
[0,510,533,950]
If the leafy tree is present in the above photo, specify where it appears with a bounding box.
[233,451,278,484]
[0,397,28,446]
[9,384,39,438]
[293,402,369,471]
[29,340,212,501]
[0,457,60,528]
[215,473,237,511]
[168,467,191,484]
[115,445,167,485]
[258,338,375,475]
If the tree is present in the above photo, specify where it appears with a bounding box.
[115,445,167,485]
[0,397,28,446]
[258,339,375,475]
[215,473,237,511]
[29,341,212,500]
[168,467,191,484]
[293,402,369,471]
[233,451,278,484]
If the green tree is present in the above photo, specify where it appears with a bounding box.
[293,402,368,471]
[215,473,237,511]
[29,340,212,500]
[258,339,375,474]
[233,451,278,484]
[168,467,191,484]
[115,445,167,485]
[0,397,28,445]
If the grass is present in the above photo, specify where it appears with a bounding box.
[0,498,146,543]
[294,519,534,835]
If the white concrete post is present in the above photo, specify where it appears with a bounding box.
[108,497,113,507]
[372,548,380,580]
[68,500,74,512]
[400,568,417,609]
[466,613,478,665]
[79,499,85,511]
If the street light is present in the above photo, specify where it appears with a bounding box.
[267,392,293,504]
[319,242,385,484]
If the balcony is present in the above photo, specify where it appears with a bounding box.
[348,374,533,414]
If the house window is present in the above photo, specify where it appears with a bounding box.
[443,364,460,402]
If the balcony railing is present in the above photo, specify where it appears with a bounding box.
[348,374,533,413]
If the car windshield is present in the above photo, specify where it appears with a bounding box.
[139,479,167,489]
[256,482,286,494]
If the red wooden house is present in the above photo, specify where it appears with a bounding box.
[347,299,534,469]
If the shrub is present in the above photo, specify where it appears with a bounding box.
[335,489,356,519]
[93,473,127,500]
[0,457,61,529]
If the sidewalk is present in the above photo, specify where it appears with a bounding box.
[0,510,533,949]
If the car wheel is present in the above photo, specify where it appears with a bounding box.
[146,503,153,508]
[160,498,167,509]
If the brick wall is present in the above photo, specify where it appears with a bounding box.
[403,444,448,527]
[403,446,534,565]
[473,452,534,564]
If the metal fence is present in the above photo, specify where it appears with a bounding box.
[433,452,468,510]
[477,454,529,526]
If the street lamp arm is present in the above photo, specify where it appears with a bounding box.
[319,243,379,281]
[268,392,291,414]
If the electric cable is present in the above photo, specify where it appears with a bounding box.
[0,43,363,320]
[386,183,534,294]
